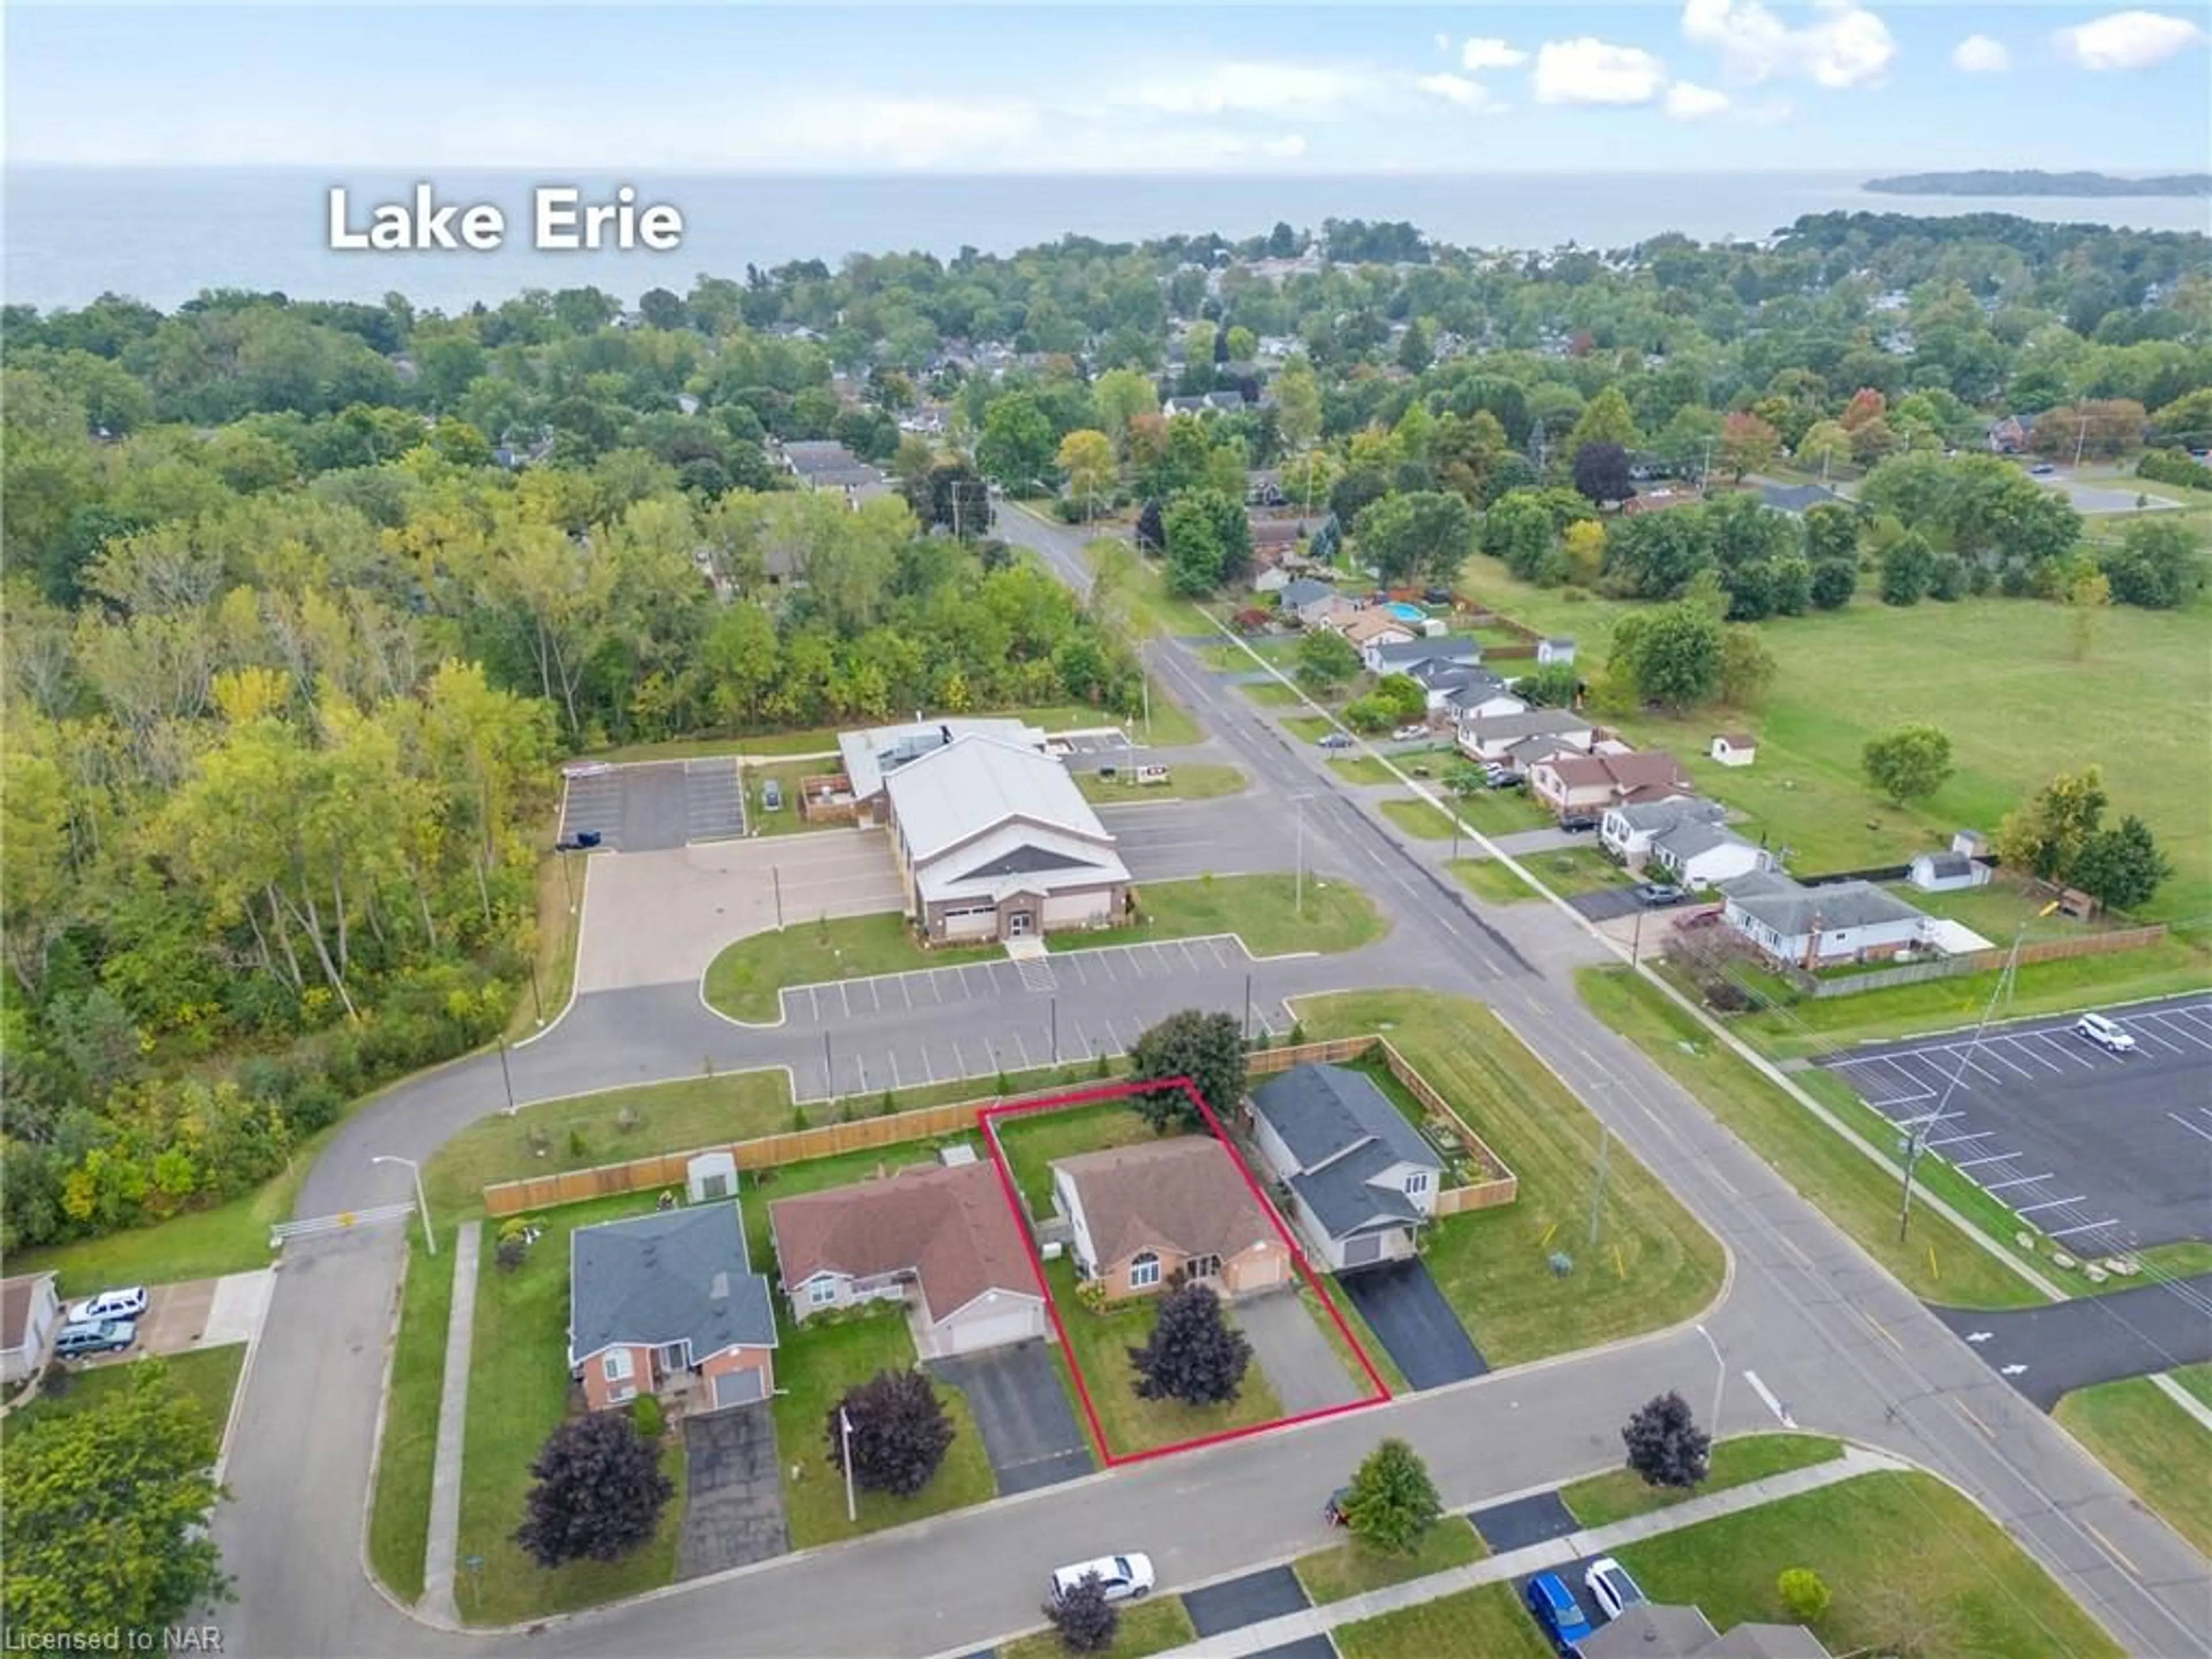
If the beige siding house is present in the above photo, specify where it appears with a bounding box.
[1052,1138,1289,1301]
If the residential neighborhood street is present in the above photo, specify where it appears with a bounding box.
[209,505,2212,1659]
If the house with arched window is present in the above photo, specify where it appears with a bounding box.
[1049,1137,1289,1302]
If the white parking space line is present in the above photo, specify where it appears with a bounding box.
[2142,1013,2212,1051]
[2014,1194,2090,1215]
[1013,1033,1031,1066]
[1955,1153,2021,1169]
[2165,1112,2212,1147]
[2123,1022,2188,1055]
[2029,1033,2097,1068]
[1929,1131,1995,1147]
[1072,1021,1094,1060]
[951,1039,968,1073]
[1983,1173,2056,1191]
[2044,1217,2124,1240]
[2000,1037,2063,1073]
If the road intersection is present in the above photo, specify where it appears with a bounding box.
[210,507,2211,1658]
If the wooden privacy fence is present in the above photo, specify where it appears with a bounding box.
[484,1033,1518,1217]
[1791,923,2168,999]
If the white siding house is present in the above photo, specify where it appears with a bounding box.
[1719,872,1931,969]
[1649,823,1772,889]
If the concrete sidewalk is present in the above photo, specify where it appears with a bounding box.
[1149,1445,1906,1658]
[420,1221,482,1626]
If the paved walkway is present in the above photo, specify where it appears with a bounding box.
[420,1222,481,1626]
[1147,1446,1907,1658]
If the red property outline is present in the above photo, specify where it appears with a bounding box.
[978,1076,1392,1467]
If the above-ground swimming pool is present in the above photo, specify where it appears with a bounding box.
[1385,601,1426,623]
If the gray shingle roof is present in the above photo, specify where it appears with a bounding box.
[1611,796,1723,835]
[1915,850,1976,878]
[1459,709,1593,744]
[569,1205,776,1365]
[1653,820,1748,861]
[1373,638,1479,672]
[1279,578,1335,609]
[1722,872,1926,936]
[1252,1065,1442,1242]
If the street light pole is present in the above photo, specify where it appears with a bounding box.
[840,1406,858,1522]
[1296,800,1307,918]
[1694,1322,1724,1434]
[372,1156,436,1256]
[496,1037,517,1116]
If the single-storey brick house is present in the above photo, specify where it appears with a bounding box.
[1335,610,1418,652]
[1529,749,1692,817]
[767,1157,1048,1359]
[1052,1137,1288,1301]
[1,1273,61,1384]
[569,1205,778,1412]
[1247,1065,1444,1272]
[884,734,1131,944]
[1719,871,1931,970]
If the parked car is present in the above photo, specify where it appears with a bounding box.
[55,1319,137,1359]
[1048,1554,1154,1604]
[1584,1558,1646,1622]
[1675,908,1724,931]
[555,830,603,851]
[1392,725,1429,741]
[761,779,783,811]
[1422,587,1453,606]
[66,1286,149,1325]
[1319,732,1355,749]
[1633,882,1689,908]
[1559,813,1600,834]
[1323,1486,1351,1527]
[2074,1012,2138,1054]
[1524,1570,1594,1654]
[2030,463,2057,476]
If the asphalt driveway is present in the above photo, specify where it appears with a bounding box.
[1336,1259,1486,1390]
[1184,1566,1311,1637]
[930,1343,1094,1496]
[1232,1289,1368,1415]
[1928,1272,2212,1409]
[676,1403,790,1580]
[1571,888,1645,923]
[560,758,746,853]
[1468,1490,1579,1554]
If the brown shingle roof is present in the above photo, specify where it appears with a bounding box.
[2,1274,54,1351]
[1054,1137,1280,1267]
[1546,750,1690,794]
[768,1161,1035,1324]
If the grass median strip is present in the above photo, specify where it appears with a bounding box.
[1077,763,1247,803]
[1558,1433,1843,1528]
[1577,968,2044,1310]
[1295,1516,1486,1604]
[2054,1374,2212,1556]
[368,1229,459,1604]
[998,1597,1198,1659]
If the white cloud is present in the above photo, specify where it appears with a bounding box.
[1435,32,1452,54]
[1665,81,1733,118]
[1680,0,1897,88]
[1415,72,1491,107]
[746,98,1043,168]
[1950,34,2011,73]
[1533,37,1669,105]
[2053,9,2206,69]
[1461,37,1529,71]
[1122,61,1378,116]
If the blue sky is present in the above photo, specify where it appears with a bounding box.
[8,3,2209,172]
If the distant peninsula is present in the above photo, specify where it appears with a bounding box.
[1865,169,2212,199]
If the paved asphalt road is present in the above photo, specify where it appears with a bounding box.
[211,506,2212,1659]
[1929,1272,2212,1410]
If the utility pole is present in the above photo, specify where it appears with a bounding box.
[1050,997,1059,1065]
[1294,797,1309,918]
[1587,1124,1611,1251]
[772,866,785,931]
[497,1037,517,1116]
[2073,415,2089,471]
[528,959,544,1025]
[1631,905,1646,967]
[1699,435,1715,494]
[1244,972,1253,1046]
[840,1407,858,1523]
[822,1032,834,1097]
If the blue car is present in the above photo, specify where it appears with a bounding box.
[1525,1571,1595,1656]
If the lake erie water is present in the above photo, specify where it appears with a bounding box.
[7,167,2207,314]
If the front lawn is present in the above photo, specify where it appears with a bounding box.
[368,1227,460,1605]
[771,1309,997,1549]
[1070,873,1388,959]
[1557,1433,1843,1528]
[1290,995,1725,1366]
[454,1194,686,1625]
[1616,1471,2124,1659]
[997,1596,1198,1659]
[1578,968,2044,1310]
[1077,762,1248,804]
[27,1343,245,1437]
[1042,1257,1286,1458]
[1294,1515,1485,1604]
[2054,1374,2212,1556]
[993,1101,1161,1216]
[1379,798,1458,840]
[1518,844,1632,899]
[1450,857,1540,905]
[1335,1581,1550,1659]
[1283,715,1339,743]
[703,914,1003,1024]
[1450,787,1559,836]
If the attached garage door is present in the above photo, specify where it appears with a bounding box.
[1042,891,1109,929]
[1342,1232,1385,1268]
[948,1300,1046,1355]
[711,1367,766,1409]
[941,905,997,941]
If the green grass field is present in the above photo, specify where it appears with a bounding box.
[24,1344,245,1438]
[1068,873,1389,959]
[771,1310,997,1548]
[2054,1374,2212,1556]
[1041,1257,1286,1457]
[506,849,582,1041]
[1294,1516,1486,1604]
[1076,763,1247,803]
[1578,969,2046,1309]
[1335,1581,1551,1659]
[1243,680,1306,708]
[1455,571,2212,925]
[1291,994,1725,1365]
[368,1227,459,1604]
[1555,1434,1843,1529]
[1450,857,1541,904]
[1616,1471,2124,1659]
[590,695,1200,763]
[1283,715,1339,743]
[1518,844,1634,899]
[997,1596,1197,1659]
[1379,798,1459,840]
[1451,787,1559,836]
[702,914,1003,1023]
[2174,1363,2212,1411]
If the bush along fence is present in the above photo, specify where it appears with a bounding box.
[484,1034,1516,1218]
[1776,923,2169,999]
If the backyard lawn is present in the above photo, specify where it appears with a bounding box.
[1289,995,1725,1365]
[1557,1433,1843,1528]
[1616,1471,2125,1659]
[1066,873,1388,959]
[771,1309,997,1548]
[1041,1257,1286,1457]
[1578,968,2046,1310]
[994,1101,1162,1215]
[1294,1515,1485,1604]
[1450,857,1540,905]
[2054,1374,2212,1556]
[1077,763,1247,803]
[741,757,831,838]
[739,1135,990,1266]
[997,1596,1198,1659]
[1335,1581,1550,1659]
[455,1193,686,1624]
[368,1228,460,1604]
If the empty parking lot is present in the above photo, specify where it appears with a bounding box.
[1820,996,2212,1253]
[560,759,745,852]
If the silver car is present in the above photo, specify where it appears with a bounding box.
[1585,1556,1646,1622]
[1048,1552,1155,1604]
